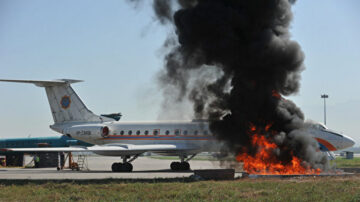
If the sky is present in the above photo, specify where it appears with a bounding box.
[0,0,360,145]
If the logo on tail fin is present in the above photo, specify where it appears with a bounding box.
[61,96,71,109]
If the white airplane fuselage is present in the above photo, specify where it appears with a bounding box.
[51,120,355,157]
[51,121,216,156]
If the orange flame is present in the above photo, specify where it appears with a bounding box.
[272,90,281,99]
[237,125,321,175]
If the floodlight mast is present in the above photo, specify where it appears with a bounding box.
[321,94,329,125]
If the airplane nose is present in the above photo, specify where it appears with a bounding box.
[344,135,356,148]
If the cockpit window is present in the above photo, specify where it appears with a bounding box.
[317,124,326,130]
[327,130,343,137]
[311,123,327,130]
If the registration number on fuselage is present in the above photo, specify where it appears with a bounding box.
[76,130,92,136]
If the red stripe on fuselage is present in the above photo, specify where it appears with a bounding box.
[314,137,337,151]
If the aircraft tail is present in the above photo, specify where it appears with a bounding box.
[0,79,111,124]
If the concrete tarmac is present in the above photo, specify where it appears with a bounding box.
[0,156,241,180]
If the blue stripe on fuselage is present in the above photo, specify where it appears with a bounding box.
[318,143,329,151]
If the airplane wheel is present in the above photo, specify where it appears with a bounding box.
[181,162,190,170]
[112,162,133,172]
[111,163,116,172]
[170,162,181,171]
[112,163,121,172]
[170,161,176,170]
[123,162,133,172]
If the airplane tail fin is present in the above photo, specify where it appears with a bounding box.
[0,79,111,124]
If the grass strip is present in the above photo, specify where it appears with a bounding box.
[1,175,360,201]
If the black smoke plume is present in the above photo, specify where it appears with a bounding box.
[132,0,329,170]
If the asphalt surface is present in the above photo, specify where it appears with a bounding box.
[0,156,243,180]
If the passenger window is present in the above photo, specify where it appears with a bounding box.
[120,130,124,135]
[144,130,149,135]
[175,129,180,136]
[165,130,170,135]
[136,130,141,135]
[183,130,188,136]
[128,130,132,135]
[194,130,198,136]
[153,129,159,136]
[204,130,208,135]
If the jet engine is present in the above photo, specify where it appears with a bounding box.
[63,124,110,140]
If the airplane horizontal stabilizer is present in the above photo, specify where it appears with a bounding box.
[0,79,83,87]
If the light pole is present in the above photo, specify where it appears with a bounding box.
[321,94,329,125]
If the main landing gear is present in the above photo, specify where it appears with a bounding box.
[170,161,190,171]
[170,154,196,171]
[111,154,139,172]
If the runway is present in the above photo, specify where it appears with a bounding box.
[0,156,242,180]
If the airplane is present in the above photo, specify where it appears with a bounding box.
[0,79,355,172]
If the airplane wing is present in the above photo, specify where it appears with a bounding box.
[0,144,196,155]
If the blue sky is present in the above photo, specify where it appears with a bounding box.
[0,0,360,144]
